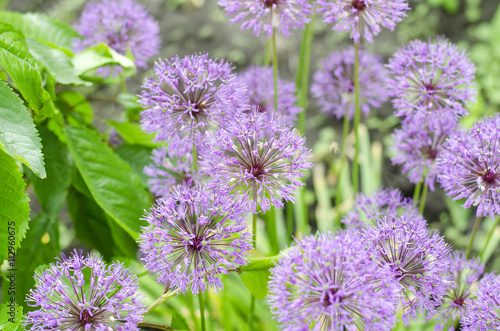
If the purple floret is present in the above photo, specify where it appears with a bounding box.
[315,0,410,43]
[218,0,313,38]
[437,114,500,218]
[200,107,313,213]
[25,250,146,331]
[138,184,252,294]
[74,0,160,69]
[311,47,389,120]
[387,37,476,119]
[267,230,399,330]
[462,274,500,330]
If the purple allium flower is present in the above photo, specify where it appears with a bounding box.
[315,0,410,43]
[217,0,313,38]
[430,251,484,331]
[144,147,199,198]
[342,187,415,228]
[462,274,500,330]
[311,47,389,120]
[387,38,476,119]
[25,250,146,331]
[138,184,252,294]
[362,213,451,325]
[74,0,160,69]
[139,53,247,152]
[201,107,313,213]
[268,230,399,330]
[436,114,500,218]
[392,115,458,191]
[239,66,301,126]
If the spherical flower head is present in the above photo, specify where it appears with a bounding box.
[218,0,313,37]
[387,37,477,119]
[138,184,252,294]
[362,213,451,325]
[315,0,410,43]
[201,107,313,213]
[144,147,199,198]
[139,53,247,152]
[311,47,389,120]
[429,251,484,330]
[25,250,146,331]
[462,273,500,330]
[74,0,160,69]
[437,114,500,218]
[342,187,415,228]
[392,115,458,191]
[239,66,301,126]
[268,230,399,330]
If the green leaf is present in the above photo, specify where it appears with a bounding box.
[64,125,150,239]
[108,120,159,147]
[26,38,86,85]
[117,92,143,121]
[0,22,56,120]
[0,11,79,51]
[239,270,270,300]
[57,90,93,125]
[115,144,154,188]
[239,255,278,271]
[171,313,190,330]
[0,149,30,263]
[0,303,22,331]
[0,80,45,178]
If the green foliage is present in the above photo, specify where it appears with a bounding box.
[0,303,23,331]
[171,313,190,330]
[108,121,159,147]
[0,81,45,178]
[239,254,278,300]
[115,144,154,188]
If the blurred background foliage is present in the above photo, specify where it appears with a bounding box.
[1,0,500,330]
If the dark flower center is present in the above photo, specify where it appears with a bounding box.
[251,166,265,179]
[481,169,498,186]
[453,297,465,306]
[263,0,278,8]
[351,0,367,11]
[320,289,340,307]
[191,237,204,249]
[422,147,439,160]
[80,309,94,326]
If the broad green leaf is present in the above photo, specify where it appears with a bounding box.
[239,270,270,300]
[108,121,159,147]
[26,38,85,85]
[0,149,30,263]
[0,303,22,331]
[0,22,56,120]
[0,81,45,178]
[239,255,278,271]
[117,92,143,121]
[64,125,150,239]
[72,44,136,79]
[115,144,154,188]
[57,90,93,125]
[0,11,79,51]
[171,313,190,330]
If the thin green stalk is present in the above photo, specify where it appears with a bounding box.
[146,289,181,314]
[286,201,293,242]
[334,106,350,226]
[249,187,258,324]
[265,209,279,254]
[272,28,278,111]
[249,295,256,327]
[480,217,500,260]
[198,292,206,331]
[412,181,423,206]
[297,12,315,134]
[264,38,272,66]
[192,142,198,171]
[418,184,428,214]
[252,213,258,248]
[465,216,482,259]
[352,42,361,195]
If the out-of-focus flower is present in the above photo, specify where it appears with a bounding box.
[315,0,410,43]
[342,187,415,228]
[217,0,313,37]
[311,47,389,120]
[138,185,251,294]
[74,0,160,69]
[139,53,247,152]
[430,251,484,331]
[268,230,399,330]
[387,38,476,119]
[392,115,458,191]
[462,274,500,330]
[201,107,313,213]
[362,213,451,325]
[239,66,301,126]
[25,250,146,331]
[437,114,500,218]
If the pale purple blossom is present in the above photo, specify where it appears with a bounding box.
[462,274,500,330]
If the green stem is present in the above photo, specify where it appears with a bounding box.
[264,38,272,66]
[352,42,361,195]
[480,217,500,260]
[249,295,256,327]
[297,12,315,134]
[252,213,257,249]
[465,216,482,259]
[138,323,173,330]
[198,292,206,331]
[192,142,198,171]
[146,289,181,314]
[412,181,423,206]
[286,201,293,242]
[418,184,428,214]
[272,28,278,111]
[334,105,351,227]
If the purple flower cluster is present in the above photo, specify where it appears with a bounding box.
[462,274,500,330]
[268,230,399,330]
[311,47,389,120]
[342,187,415,228]
[139,53,247,152]
[362,212,451,325]
[217,0,313,37]
[25,250,146,331]
[239,66,301,126]
[437,114,500,218]
[201,107,313,213]
[138,184,252,294]
[315,0,410,42]
[74,0,160,69]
